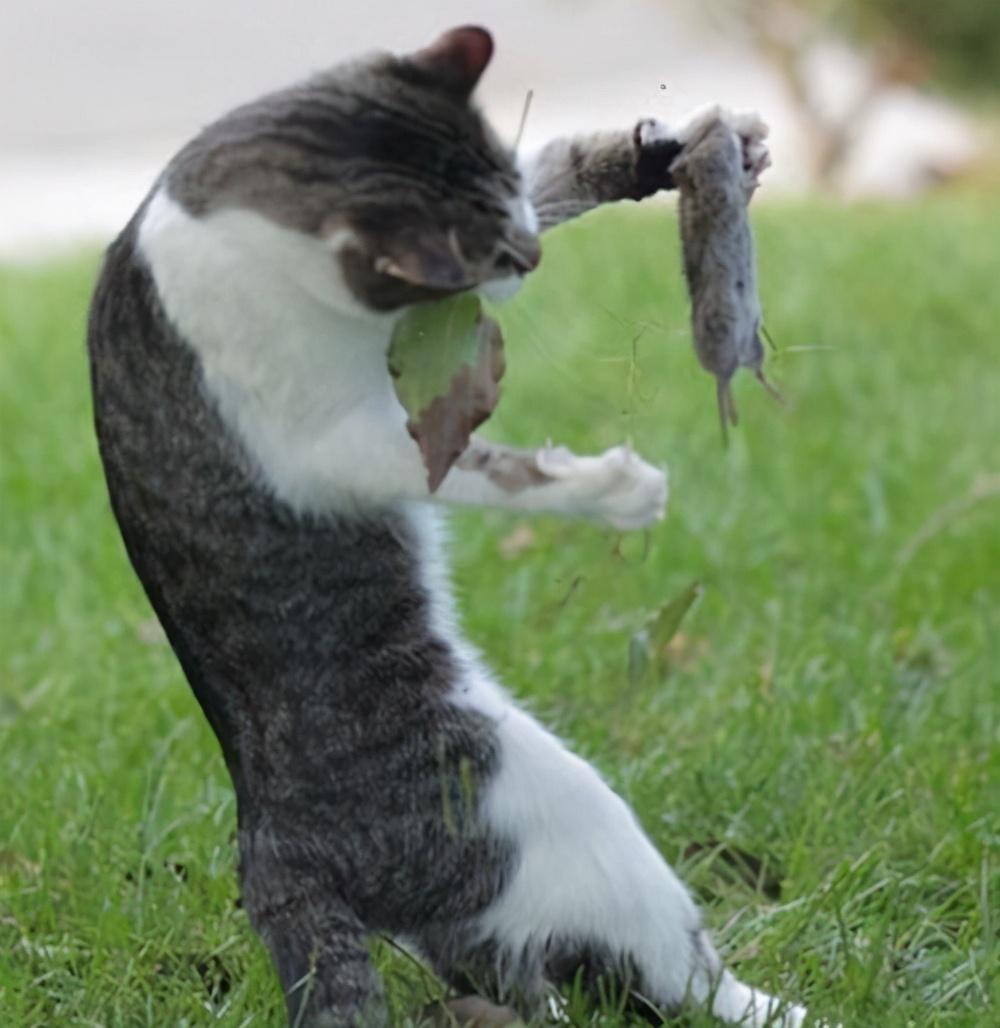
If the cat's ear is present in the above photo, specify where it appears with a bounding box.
[374,228,474,291]
[412,26,494,97]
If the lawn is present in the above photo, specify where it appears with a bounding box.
[1,195,998,1027]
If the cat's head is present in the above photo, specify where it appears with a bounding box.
[166,26,539,312]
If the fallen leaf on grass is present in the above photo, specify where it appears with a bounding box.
[627,581,704,684]
[136,618,167,646]
[0,849,41,879]
[649,581,703,655]
[665,632,708,669]
[422,996,525,1027]
[388,295,505,492]
[498,523,536,559]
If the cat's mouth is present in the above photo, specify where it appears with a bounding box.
[479,233,542,302]
[373,228,541,290]
[372,252,476,292]
[338,245,472,311]
[335,223,541,312]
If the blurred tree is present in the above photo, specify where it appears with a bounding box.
[742,1,936,186]
[839,0,1000,96]
[695,0,987,189]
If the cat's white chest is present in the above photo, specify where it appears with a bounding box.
[137,189,424,511]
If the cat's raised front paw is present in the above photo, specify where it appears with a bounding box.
[636,117,674,149]
[633,118,685,196]
[536,444,667,530]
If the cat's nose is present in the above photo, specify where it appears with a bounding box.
[507,230,541,274]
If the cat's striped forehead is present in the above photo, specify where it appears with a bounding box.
[159,33,535,311]
[166,47,521,232]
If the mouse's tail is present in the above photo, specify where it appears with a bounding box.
[717,378,738,447]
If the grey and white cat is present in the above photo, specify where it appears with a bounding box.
[88,26,807,1028]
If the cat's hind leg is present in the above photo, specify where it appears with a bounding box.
[241,848,385,1027]
[684,930,807,1027]
[465,703,806,1026]
[255,902,384,1027]
[256,901,384,1027]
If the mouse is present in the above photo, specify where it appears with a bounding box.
[669,112,779,443]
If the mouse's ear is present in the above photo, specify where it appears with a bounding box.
[411,26,494,97]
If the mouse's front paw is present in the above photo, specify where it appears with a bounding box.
[536,444,668,530]
[729,109,771,182]
[674,105,771,187]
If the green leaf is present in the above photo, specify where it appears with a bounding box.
[648,580,703,661]
[388,294,488,416]
[387,294,505,492]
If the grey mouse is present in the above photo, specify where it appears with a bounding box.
[669,113,779,442]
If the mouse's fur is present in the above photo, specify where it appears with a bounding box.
[669,111,777,441]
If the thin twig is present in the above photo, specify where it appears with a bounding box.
[513,89,534,153]
[377,933,448,997]
[896,473,1000,568]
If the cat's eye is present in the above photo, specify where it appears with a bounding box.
[470,197,507,219]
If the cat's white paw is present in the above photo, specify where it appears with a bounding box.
[779,1003,808,1028]
[763,1002,841,1028]
[712,975,815,1028]
[536,444,667,530]
[735,1000,809,1028]
[785,1010,842,1028]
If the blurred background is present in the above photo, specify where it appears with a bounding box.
[1,0,996,258]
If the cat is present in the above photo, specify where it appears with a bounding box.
[87,25,808,1028]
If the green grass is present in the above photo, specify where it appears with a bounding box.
[1,195,998,1027]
